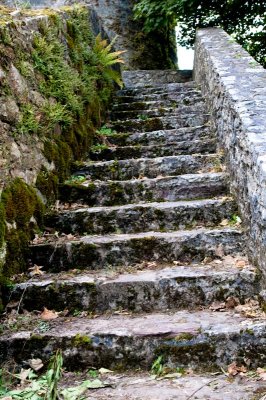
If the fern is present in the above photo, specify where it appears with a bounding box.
[93,34,126,88]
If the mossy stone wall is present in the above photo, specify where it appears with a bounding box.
[0,5,116,309]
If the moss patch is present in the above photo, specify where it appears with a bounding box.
[0,178,45,278]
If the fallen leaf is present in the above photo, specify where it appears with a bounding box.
[158,372,182,380]
[220,219,229,227]
[16,368,32,384]
[228,362,247,376]
[202,256,213,265]
[209,301,226,311]
[41,307,58,320]
[235,259,247,268]
[28,264,44,276]
[66,234,75,240]
[98,368,114,375]
[28,358,44,371]
[226,296,240,309]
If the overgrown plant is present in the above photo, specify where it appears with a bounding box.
[134,0,266,67]
[92,34,126,89]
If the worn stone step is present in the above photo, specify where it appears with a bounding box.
[122,69,193,87]
[60,173,228,206]
[110,103,206,121]
[9,262,258,313]
[89,139,217,161]
[110,114,210,133]
[115,90,203,105]
[112,97,203,112]
[30,228,243,272]
[117,81,197,97]
[1,309,266,371]
[115,91,203,105]
[91,126,214,147]
[65,372,266,400]
[47,198,237,235]
[73,154,221,181]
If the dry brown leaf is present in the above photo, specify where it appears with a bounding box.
[202,256,213,265]
[220,219,229,227]
[66,234,75,240]
[28,264,44,276]
[173,260,183,266]
[235,259,247,268]
[41,307,58,320]
[228,362,247,376]
[226,296,240,309]
[16,368,31,384]
[28,358,44,371]
[209,301,226,311]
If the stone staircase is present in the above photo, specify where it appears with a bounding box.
[2,71,266,399]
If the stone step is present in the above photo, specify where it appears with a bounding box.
[30,228,243,272]
[60,173,228,206]
[115,90,202,104]
[122,69,193,87]
[92,126,214,147]
[63,372,266,400]
[117,81,197,97]
[115,91,202,105]
[112,97,203,111]
[47,198,237,235]
[1,309,266,371]
[9,262,258,313]
[73,154,220,181]
[110,103,206,121]
[89,139,217,161]
[110,114,210,133]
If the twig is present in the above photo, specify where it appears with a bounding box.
[17,280,31,314]
[185,378,219,400]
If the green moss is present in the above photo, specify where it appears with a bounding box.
[72,333,92,347]
[0,178,45,277]
[36,168,59,204]
[174,333,196,341]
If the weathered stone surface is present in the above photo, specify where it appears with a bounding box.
[74,154,220,180]
[1,310,266,370]
[110,103,206,120]
[194,28,266,283]
[9,263,258,313]
[48,198,237,235]
[78,372,266,400]
[110,114,210,133]
[89,139,217,161]
[122,70,193,87]
[112,96,203,111]
[117,81,197,97]
[30,228,244,271]
[60,173,228,206]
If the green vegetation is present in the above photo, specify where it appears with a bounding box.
[134,0,266,67]
[0,6,124,304]
[97,125,117,136]
[0,178,44,280]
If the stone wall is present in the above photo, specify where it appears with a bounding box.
[122,70,192,88]
[4,0,177,69]
[0,5,115,290]
[194,28,266,282]
[86,0,177,70]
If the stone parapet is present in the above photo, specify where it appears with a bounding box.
[194,27,266,281]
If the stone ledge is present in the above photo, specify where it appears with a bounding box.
[194,27,266,282]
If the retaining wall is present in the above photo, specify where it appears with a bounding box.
[194,28,266,281]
